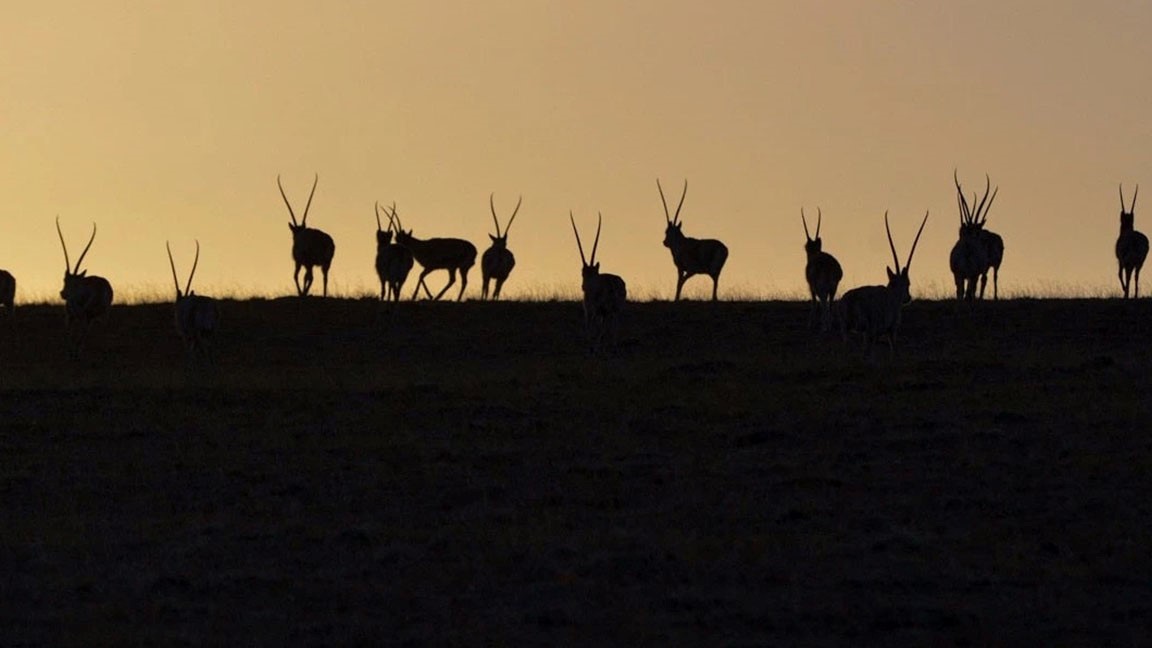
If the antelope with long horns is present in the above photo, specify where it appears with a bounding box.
[1116,183,1149,299]
[658,179,729,301]
[950,171,1002,301]
[571,211,627,353]
[374,202,414,302]
[0,269,14,317]
[840,211,928,356]
[56,217,113,355]
[167,240,218,357]
[481,193,521,300]
[278,173,335,297]
[391,208,477,301]
[801,207,843,331]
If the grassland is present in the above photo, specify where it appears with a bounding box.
[1,297,1150,645]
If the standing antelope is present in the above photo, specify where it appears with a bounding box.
[840,211,928,356]
[658,179,729,301]
[571,211,627,352]
[391,208,477,301]
[1116,184,1148,299]
[56,217,113,354]
[167,240,218,357]
[801,207,843,331]
[481,193,521,300]
[278,173,335,297]
[374,202,414,302]
[950,171,1003,301]
[0,269,14,316]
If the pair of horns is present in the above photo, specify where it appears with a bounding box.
[278,173,318,227]
[954,170,998,226]
[56,216,96,275]
[570,211,602,267]
[801,207,822,241]
[490,193,522,238]
[657,179,687,226]
[375,201,402,233]
[167,240,200,297]
[886,210,929,274]
[1120,184,1139,213]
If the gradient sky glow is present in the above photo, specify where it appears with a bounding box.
[3,1,1151,301]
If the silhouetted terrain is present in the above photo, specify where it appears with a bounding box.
[2,298,1150,645]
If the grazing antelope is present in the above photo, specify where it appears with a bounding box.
[801,207,843,331]
[657,179,729,301]
[277,173,336,297]
[1116,183,1148,299]
[374,202,414,302]
[167,240,218,357]
[391,208,477,301]
[0,269,14,316]
[56,217,113,355]
[840,210,928,356]
[949,171,1002,301]
[570,211,627,353]
[481,193,521,300]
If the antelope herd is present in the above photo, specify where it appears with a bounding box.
[0,172,1148,358]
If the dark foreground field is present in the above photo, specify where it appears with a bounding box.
[2,297,1151,645]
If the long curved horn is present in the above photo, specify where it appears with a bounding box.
[166,240,181,296]
[56,215,70,272]
[971,174,993,224]
[277,174,298,226]
[74,223,96,273]
[387,202,400,233]
[1120,184,1126,212]
[657,179,672,223]
[504,195,522,236]
[300,173,318,226]
[375,201,383,232]
[672,180,687,225]
[185,240,200,296]
[570,211,587,265]
[591,212,603,264]
[905,210,929,271]
[490,193,501,236]
[954,169,972,225]
[801,208,812,241]
[1133,185,1139,212]
[816,207,822,239]
[885,211,901,272]
[978,185,999,225]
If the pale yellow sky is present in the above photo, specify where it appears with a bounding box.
[3,1,1151,301]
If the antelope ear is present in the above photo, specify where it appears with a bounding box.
[79,270,87,277]
[593,262,600,272]
[886,267,896,281]
[489,234,499,243]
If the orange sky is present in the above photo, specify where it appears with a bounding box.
[3,1,1151,301]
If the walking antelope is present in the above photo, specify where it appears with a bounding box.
[56,216,113,328]
[277,173,335,297]
[570,211,627,352]
[657,179,729,301]
[391,208,477,301]
[949,171,1002,301]
[374,202,414,302]
[167,240,218,357]
[840,211,928,356]
[481,193,521,300]
[1116,183,1149,299]
[801,207,843,331]
[0,269,13,316]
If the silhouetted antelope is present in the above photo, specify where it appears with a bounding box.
[657,179,729,301]
[0,269,14,317]
[278,173,335,297]
[56,217,113,355]
[167,240,218,357]
[1116,183,1149,299]
[481,193,521,300]
[571,211,627,352]
[374,202,414,302]
[840,211,928,356]
[801,207,843,331]
[950,171,1002,301]
[392,208,477,301]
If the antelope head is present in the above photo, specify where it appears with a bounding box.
[56,216,97,301]
[488,193,522,250]
[570,211,603,289]
[885,210,929,305]
[658,178,688,248]
[375,201,394,248]
[1120,183,1139,232]
[278,173,318,237]
[801,207,823,256]
[954,170,998,238]
[167,240,200,300]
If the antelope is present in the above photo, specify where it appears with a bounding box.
[481,193,521,300]
[277,173,335,297]
[0,269,14,316]
[570,211,627,352]
[949,171,1002,301]
[839,210,928,356]
[658,179,729,301]
[374,202,414,302]
[167,240,218,357]
[801,207,843,331]
[56,217,113,355]
[1116,184,1148,299]
[391,208,477,301]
